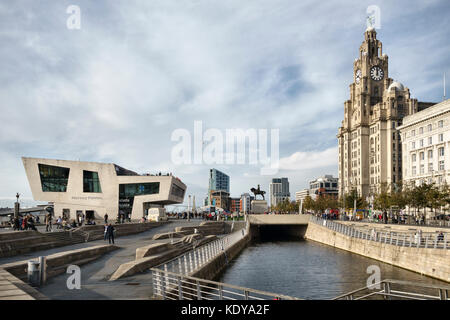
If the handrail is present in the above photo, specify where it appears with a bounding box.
[310,216,450,249]
[332,279,450,300]
[153,221,250,276]
[151,268,300,300]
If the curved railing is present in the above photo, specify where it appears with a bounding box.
[310,216,450,249]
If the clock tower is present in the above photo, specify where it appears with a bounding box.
[337,27,421,201]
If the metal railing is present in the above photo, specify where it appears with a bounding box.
[153,223,249,276]
[310,216,450,249]
[151,268,300,300]
[333,279,450,300]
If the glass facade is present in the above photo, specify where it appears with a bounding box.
[83,170,102,193]
[38,164,70,192]
[118,182,160,219]
[170,184,185,198]
[119,183,160,197]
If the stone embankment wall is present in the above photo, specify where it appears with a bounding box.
[190,225,251,281]
[305,222,450,282]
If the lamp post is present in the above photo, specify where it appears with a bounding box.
[188,195,191,222]
[14,193,20,219]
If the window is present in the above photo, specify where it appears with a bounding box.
[119,183,160,197]
[428,124,432,132]
[170,184,185,198]
[38,164,70,192]
[412,166,416,175]
[411,129,415,137]
[420,139,424,147]
[439,147,445,157]
[419,127,423,134]
[439,133,444,142]
[420,164,424,174]
[83,171,102,193]
[438,120,444,128]
[420,152,424,161]
[439,160,445,171]
[411,141,415,149]
[428,150,433,159]
[428,163,434,173]
[428,137,432,145]
[412,154,416,162]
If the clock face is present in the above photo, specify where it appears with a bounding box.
[355,69,362,84]
[370,66,384,81]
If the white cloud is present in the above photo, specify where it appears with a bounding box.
[279,147,338,171]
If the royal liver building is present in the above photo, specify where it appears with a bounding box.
[337,27,434,200]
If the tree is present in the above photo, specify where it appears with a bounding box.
[373,183,391,211]
[303,196,314,212]
[345,189,367,210]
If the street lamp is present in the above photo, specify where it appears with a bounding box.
[14,193,20,219]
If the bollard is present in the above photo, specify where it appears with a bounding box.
[27,261,40,286]
[38,256,47,286]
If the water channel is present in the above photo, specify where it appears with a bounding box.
[216,239,448,299]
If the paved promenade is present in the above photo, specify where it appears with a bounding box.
[0,219,204,299]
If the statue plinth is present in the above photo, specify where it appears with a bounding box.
[251,200,268,214]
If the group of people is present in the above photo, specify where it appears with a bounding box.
[11,214,38,231]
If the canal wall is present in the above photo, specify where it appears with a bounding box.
[190,225,251,281]
[305,222,450,282]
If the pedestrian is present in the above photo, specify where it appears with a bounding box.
[104,213,108,224]
[45,212,52,232]
[106,223,115,244]
[22,216,27,230]
[437,231,444,243]
[383,211,388,224]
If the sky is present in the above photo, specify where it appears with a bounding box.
[0,0,449,209]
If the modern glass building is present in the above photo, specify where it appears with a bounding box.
[209,169,230,193]
[208,169,230,205]
[23,157,186,221]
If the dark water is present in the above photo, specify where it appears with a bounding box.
[217,240,448,299]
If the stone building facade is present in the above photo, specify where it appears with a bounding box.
[337,27,434,200]
[398,99,450,187]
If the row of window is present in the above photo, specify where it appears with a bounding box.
[409,120,444,137]
[38,164,102,193]
[410,134,444,149]
[411,147,445,162]
[38,164,164,197]
[411,161,445,175]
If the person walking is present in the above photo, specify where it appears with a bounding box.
[45,212,52,232]
[383,211,388,224]
[106,224,115,244]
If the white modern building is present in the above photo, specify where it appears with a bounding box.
[295,189,310,202]
[240,193,254,214]
[295,189,310,213]
[398,99,450,187]
[22,157,187,221]
[309,175,339,199]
